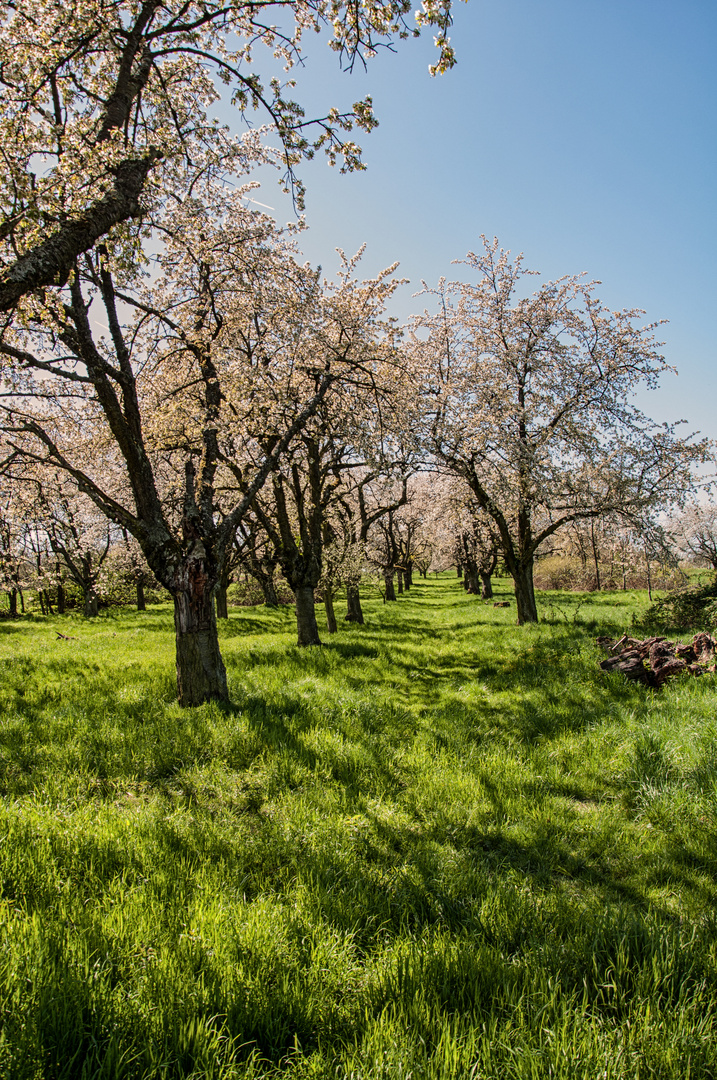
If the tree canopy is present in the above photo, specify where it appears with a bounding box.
[411,238,710,622]
[0,0,456,312]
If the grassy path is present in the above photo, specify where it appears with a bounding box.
[1,576,717,1077]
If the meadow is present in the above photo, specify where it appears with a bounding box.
[1,575,717,1079]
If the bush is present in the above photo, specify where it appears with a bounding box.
[637,576,717,632]
[533,555,684,593]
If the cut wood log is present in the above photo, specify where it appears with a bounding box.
[599,650,653,686]
[597,631,716,689]
[693,632,715,664]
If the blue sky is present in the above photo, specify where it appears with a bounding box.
[242,0,716,440]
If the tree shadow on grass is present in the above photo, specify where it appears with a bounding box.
[322,640,381,661]
[219,618,294,639]
[288,793,703,955]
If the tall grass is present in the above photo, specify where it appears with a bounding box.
[1,578,716,1077]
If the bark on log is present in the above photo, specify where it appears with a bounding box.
[598,632,717,689]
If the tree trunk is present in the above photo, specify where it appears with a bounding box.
[83,587,99,618]
[19,589,25,614]
[590,521,601,591]
[512,560,538,624]
[43,589,53,614]
[480,572,493,600]
[457,565,463,578]
[384,572,397,602]
[324,591,338,634]
[173,587,228,707]
[9,589,17,617]
[396,569,404,594]
[345,584,364,624]
[295,585,321,646]
[136,580,147,612]
[467,566,480,594]
[261,574,279,607]
[57,583,66,614]
[405,564,413,588]
[215,583,228,619]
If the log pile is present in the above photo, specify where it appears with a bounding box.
[596,632,716,688]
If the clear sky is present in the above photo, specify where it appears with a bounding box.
[241,0,717,441]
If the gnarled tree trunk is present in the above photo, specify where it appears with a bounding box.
[83,587,99,618]
[384,571,397,602]
[480,571,493,600]
[295,585,321,646]
[170,545,228,706]
[512,559,538,624]
[136,580,146,612]
[173,581,228,706]
[345,584,364,624]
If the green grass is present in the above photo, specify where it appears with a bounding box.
[2,576,717,1078]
